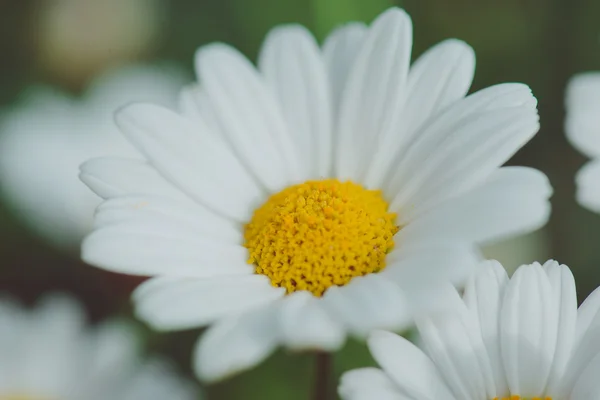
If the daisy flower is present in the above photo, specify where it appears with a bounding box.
[36,0,167,82]
[565,73,600,212]
[0,64,186,249]
[0,294,199,399]
[80,7,551,382]
[339,260,600,400]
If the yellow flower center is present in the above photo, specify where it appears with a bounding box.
[244,179,398,297]
[493,396,553,400]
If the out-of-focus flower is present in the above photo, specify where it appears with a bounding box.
[565,73,600,212]
[0,64,187,250]
[0,294,199,399]
[34,0,167,85]
[339,260,597,400]
[80,7,551,382]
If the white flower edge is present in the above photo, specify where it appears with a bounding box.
[79,8,552,383]
[0,64,187,249]
[0,293,199,399]
[340,260,600,400]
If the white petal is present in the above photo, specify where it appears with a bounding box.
[80,157,188,201]
[113,359,199,400]
[575,160,600,213]
[417,309,494,400]
[322,274,411,337]
[80,321,140,390]
[132,275,283,330]
[542,260,577,396]
[259,25,333,178]
[576,285,600,345]
[570,352,600,400]
[367,330,456,400]
[93,195,241,243]
[278,291,345,351]
[322,22,367,115]
[462,260,509,398]
[560,285,600,396]
[500,263,558,397]
[195,43,301,191]
[179,85,202,119]
[193,303,280,383]
[565,72,600,157]
[389,104,540,218]
[334,8,412,181]
[383,242,480,290]
[386,83,537,214]
[82,222,252,277]
[396,166,552,247]
[115,103,263,222]
[9,295,86,394]
[338,368,405,400]
[364,38,475,189]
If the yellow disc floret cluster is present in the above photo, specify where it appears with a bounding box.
[244,179,399,297]
[493,397,552,400]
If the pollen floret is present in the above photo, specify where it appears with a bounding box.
[244,179,398,296]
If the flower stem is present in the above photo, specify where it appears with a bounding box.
[313,352,333,400]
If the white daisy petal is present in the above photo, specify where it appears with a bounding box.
[387,83,537,212]
[278,291,345,351]
[82,223,251,277]
[195,43,301,191]
[543,260,577,395]
[364,38,475,189]
[417,309,493,400]
[178,85,201,119]
[178,84,222,135]
[367,331,456,400]
[80,157,188,201]
[322,22,368,115]
[575,285,600,346]
[338,368,405,400]
[115,103,263,221]
[560,286,600,396]
[259,25,333,178]
[462,260,510,398]
[0,296,198,399]
[133,275,283,331]
[396,166,551,246]
[570,352,600,400]
[79,321,140,391]
[383,242,480,290]
[565,72,600,158]
[389,103,539,218]
[194,303,280,383]
[344,261,597,400]
[401,38,475,136]
[93,195,241,243]
[335,8,412,181]
[500,264,557,398]
[322,274,411,337]
[574,160,600,213]
[0,65,185,250]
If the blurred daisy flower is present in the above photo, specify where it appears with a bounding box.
[0,64,187,250]
[339,260,598,400]
[565,73,600,212]
[35,0,167,84]
[0,294,198,399]
[80,7,551,382]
